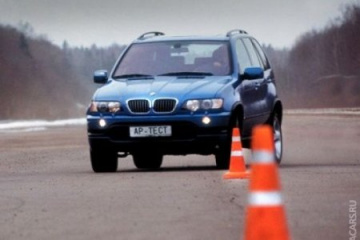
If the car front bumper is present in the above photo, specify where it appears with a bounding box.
[87,112,231,155]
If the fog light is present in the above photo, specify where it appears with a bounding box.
[99,119,107,127]
[202,116,211,125]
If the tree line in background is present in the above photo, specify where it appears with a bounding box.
[0,25,125,120]
[0,3,359,120]
[264,3,360,108]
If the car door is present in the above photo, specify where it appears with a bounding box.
[235,39,260,136]
[251,38,273,120]
[241,38,268,123]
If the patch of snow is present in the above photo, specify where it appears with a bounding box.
[285,108,360,115]
[0,118,86,132]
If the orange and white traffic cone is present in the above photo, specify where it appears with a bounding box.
[223,128,250,179]
[244,125,290,240]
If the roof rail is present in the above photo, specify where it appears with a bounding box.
[137,31,165,40]
[226,29,248,37]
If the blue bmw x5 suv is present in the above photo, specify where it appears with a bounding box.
[87,30,283,172]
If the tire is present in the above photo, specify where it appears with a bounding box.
[90,148,118,173]
[133,152,163,169]
[271,112,283,164]
[215,144,231,169]
[215,111,240,169]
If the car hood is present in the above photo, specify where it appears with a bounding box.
[93,76,233,101]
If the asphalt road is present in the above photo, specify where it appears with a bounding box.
[0,114,359,240]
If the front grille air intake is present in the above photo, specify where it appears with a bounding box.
[127,99,150,113]
[153,99,177,113]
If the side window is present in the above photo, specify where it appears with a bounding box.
[242,38,262,68]
[252,39,270,70]
[235,39,252,74]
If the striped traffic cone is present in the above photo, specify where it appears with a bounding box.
[223,128,250,179]
[244,125,290,240]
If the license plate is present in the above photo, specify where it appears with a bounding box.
[129,126,172,137]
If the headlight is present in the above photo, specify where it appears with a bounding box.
[184,99,223,111]
[201,99,213,110]
[211,99,223,109]
[186,100,200,112]
[89,101,121,113]
[108,102,121,112]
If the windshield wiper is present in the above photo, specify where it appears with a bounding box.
[113,74,154,79]
[159,72,213,77]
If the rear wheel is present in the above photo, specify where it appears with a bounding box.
[271,113,283,164]
[133,151,163,169]
[90,148,118,173]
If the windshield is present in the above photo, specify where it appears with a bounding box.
[113,41,231,77]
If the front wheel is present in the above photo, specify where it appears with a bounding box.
[272,113,283,164]
[90,148,118,173]
[215,111,242,169]
[133,152,163,169]
[215,145,231,170]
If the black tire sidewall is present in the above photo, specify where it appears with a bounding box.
[90,148,118,172]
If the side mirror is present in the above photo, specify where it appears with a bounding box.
[242,67,264,80]
[93,70,108,84]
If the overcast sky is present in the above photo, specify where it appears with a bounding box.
[0,0,358,48]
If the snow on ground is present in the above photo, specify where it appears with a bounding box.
[0,118,86,133]
[285,107,360,115]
